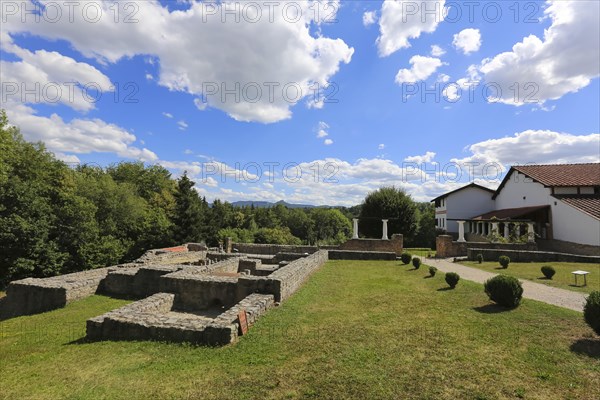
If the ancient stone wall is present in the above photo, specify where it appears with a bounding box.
[267,250,329,302]
[337,234,403,256]
[328,250,397,260]
[87,292,274,346]
[537,239,600,257]
[232,243,318,255]
[467,248,600,263]
[436,235,538,258]
[1,267,113,319]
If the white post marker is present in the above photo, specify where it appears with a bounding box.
[352,218,359,239]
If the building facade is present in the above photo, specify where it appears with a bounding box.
[431,163,600,252]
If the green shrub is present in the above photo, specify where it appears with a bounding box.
[412,257,421,269]
[541,265,556,280]
[476,253,484,264]
[484,275,523,308]
[445,272,460,289]
[584,291,600,336]
[401,253,412,264]
[498,255,510,269]
[429,266,437,277]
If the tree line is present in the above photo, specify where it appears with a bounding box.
[0,110,436,286]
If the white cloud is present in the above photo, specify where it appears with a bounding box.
[55,153,81,164]
[395,56,443,84]
[451,130,600,176]
[430,45,446,57]
[0,36,113,112]
[193,98,207,111]
[378,144,385,150]
[4,1,353,123]
[452,28,482,55]
[363,11,377,27]
[437,73,450,83]
[324,139,333,145]
[404,151,436,163]
[376,0,445,57]
[162,112,173,118]
[178,120,188,131]
[316,121,329,138]
[4,101,157,162]
[145,73,153,80]
[183,149,194,155]
[478,0,599,105]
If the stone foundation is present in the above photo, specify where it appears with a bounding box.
[87,292,274,346]
[337,234,403,256]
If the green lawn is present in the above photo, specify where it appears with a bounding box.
[1,261,599,400]
[460,261,600,294]
[404,248,436,258]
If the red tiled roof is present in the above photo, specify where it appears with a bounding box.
[471,205,549,220]
[513,163,600,187]
[554,195,600,220]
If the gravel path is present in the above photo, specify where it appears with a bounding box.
[425,258,588,312]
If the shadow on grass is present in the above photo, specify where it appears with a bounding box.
[67,336,91,345]
[472,304,512,314]
[423,276,434,279]
[570,338,600,359]
[436,287,454,291]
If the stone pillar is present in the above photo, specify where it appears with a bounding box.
[352,218,359,239]
[382,219,389,240]
[225,237,232,253]
[457,221,466,242]
[527,222,535,243]
[504,223,510,239]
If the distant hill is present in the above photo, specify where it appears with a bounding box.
[231,200,325,209]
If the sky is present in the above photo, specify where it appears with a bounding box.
[1,0,599,206]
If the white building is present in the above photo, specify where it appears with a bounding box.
[431,183,495,235]
[431,163,600,251]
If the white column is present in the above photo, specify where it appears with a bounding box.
[492,222,499,235]
[527,222,535,243]
[352,218,359,239]
[504,223,510,239]
[457,221,466,242]
[382,219,389,240]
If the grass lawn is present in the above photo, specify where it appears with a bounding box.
[404,248,436,258]
[460,261,600,295]
[1,261,599,400]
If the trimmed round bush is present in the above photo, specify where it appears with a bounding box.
[412,257,421,269]
[476,253,484,264]
[541,265,556,280]
[584,291,600,336]
[429,266,437,277]
[484,275,523,308]
[401,253,412,264]
[445,272,460,289]
[498,255,510,269]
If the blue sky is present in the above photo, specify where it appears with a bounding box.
[1,0,599,205]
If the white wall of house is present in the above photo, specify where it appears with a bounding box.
[443,187,495,233]
[495,171,599,245]
[495,172,551,209]
[552,199,600,246]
